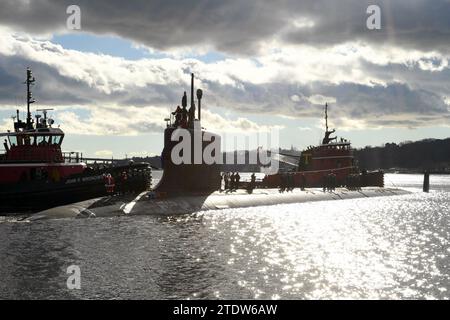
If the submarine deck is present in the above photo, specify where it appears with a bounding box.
[27,187,410,221]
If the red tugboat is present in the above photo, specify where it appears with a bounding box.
[0,68,152,214]
[263,103,383,188]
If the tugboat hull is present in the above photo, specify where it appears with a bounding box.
[262,169,384,188]
[0,163,152,214]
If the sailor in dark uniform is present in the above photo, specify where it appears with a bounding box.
[322,174,328,192]
[172,105,182,127]
[300,173,306,191]
[235,172,240,189]
[250,173,256,186]
[222,172,229,191]
[247,173,256,194]
[181,91,188,128]
[230,173,236,191]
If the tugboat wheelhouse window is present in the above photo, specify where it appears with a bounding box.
[8,136,17,147]
[51,135,63,145]
[5,134,63,147]
[36,135,46,145]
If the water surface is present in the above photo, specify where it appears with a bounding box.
[0,174,449,299]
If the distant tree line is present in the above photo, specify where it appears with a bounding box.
[354,138,450,172]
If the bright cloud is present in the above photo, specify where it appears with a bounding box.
[0,27,449,135]
[94,149,113,157]
[0,0,449,155]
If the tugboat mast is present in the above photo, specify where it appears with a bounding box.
[322,103,337,145]
[24,68,36,130]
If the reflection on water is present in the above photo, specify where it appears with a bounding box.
[0,174,449,299]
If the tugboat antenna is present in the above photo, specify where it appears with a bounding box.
[325,103,328,133]
[24,68,36,130]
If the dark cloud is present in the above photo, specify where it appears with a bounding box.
[325,82,448,117]
[0,0,449,54]
[359,59,450,98]
[208,79,450,128]
[0,53,183,108]
[282,0,450,52]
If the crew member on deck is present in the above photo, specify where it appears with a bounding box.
[120,170,129,194]
[329,172,336,191]
[235,172,241,190]
[177,91,187,128]
[322,174,328,192]
[247,173,256,193]
[176,91,187,128]
[223,172,229,191]
[250,173,256,186]
[300,173,306,191]
[104,174,115,195]
[172,105,182,127]
[230,173,236,191]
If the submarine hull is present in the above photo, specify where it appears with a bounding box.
[27,187,410,220]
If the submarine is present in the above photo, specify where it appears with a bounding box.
[26,73,409,221]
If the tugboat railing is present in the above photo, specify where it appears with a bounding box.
[82,157,122,165]
[62,151,83,163]
[62,151,135,166]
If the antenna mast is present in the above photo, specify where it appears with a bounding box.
[325,103,328,133]
[197,88,203,122]
[24,68,36,129]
